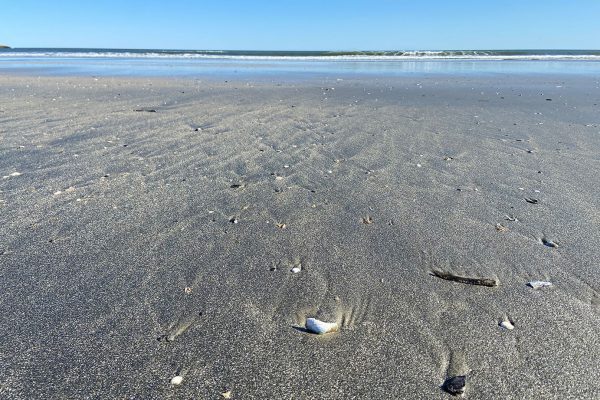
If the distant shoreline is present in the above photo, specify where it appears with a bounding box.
[1,48,600,60]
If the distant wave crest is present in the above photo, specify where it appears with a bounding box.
[1,49,600,61]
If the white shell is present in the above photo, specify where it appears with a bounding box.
[528,281,553,289]
[499,319,514,330]
[291,266,301,273]
[171,375,183,385]
[3,171,22,179]
[305,318,338,334]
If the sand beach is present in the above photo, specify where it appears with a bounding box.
[1,72,599,399]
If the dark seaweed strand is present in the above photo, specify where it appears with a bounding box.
[431,270,498,287]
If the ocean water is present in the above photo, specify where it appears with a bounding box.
[1,48,600,77]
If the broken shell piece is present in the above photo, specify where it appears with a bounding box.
[541,238,558,248]
[528,281,553,289]
[291,266,301,273]
[362,215,373,224]
[305,318,339,334]
[443,375,466,396]
[2,171,22,179]
[171,376,183,385]
[495,223,509,232]
[499,318,514,330]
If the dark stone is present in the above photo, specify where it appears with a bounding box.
[443,375,466,396]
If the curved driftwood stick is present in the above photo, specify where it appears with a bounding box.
[430,269,498,287]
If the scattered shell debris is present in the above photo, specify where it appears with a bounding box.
[362,215,374,224]
[305,318,339,334]
[170,376,183,386]
[276,223,286,229]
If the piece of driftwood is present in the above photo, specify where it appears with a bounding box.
[430,269,499,287]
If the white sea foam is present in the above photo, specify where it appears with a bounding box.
[1,51,600,61]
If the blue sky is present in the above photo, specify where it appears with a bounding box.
[1,0,599,50]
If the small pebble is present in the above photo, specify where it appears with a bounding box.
[443,376,466,396]
[171,376,183,385]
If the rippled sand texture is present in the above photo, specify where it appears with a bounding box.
[1,75,599,399]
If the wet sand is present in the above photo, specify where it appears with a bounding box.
[1,74,599,399]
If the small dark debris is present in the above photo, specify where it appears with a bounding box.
[542,238,559,248]
[134,109,156,112]
[443,376,466,396]
[230,184,243,189]
[229,217,238,224]
[546,99,552,101]
[525,197,538,204]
